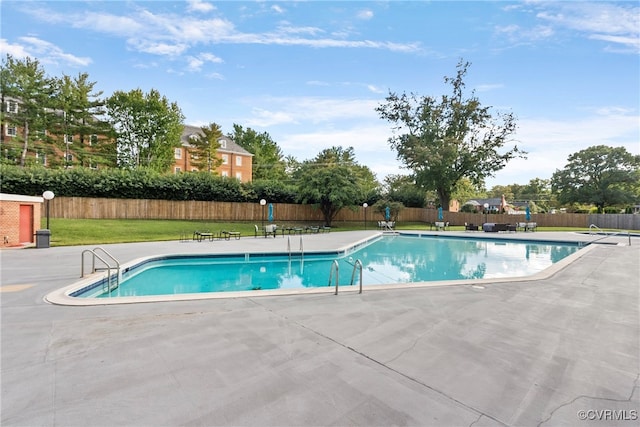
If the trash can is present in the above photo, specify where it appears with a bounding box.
[35,229,51,248]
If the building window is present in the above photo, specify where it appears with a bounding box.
[65,134,73,143]
[219,139,227,149]
[66,154,73,162]
[235,172,242,180]
[221,154,228,164]
[221,171,228,177]
[6,125,17,137]
[35,152,46,166]
[6,101,18,114]
[174,167,181,173]
[90,134,98,146]
[174,148,182,159]
[235,155,242,166]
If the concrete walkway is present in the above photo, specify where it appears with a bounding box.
[1,231,638,426]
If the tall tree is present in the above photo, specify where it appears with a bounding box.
[294,146,377,226]
[377,60,524,211]
[50,72,114,168]
[189,122,223,172]
[0,55,53,167]
[229,124,287,181]
[551,145,640,213]
[106,88,184,171]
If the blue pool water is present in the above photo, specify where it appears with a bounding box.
[75,235,581,298]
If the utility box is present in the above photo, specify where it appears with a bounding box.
[35,229,51,248]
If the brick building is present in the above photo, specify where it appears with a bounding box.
[173,125,254,182]
[0,193,43,246]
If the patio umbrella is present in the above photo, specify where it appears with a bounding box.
[438,207,443,221]
[268,203,274,222]
[525,205,531,221]
[385,206,391,221]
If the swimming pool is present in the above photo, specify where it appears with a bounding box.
[70,235,582,300]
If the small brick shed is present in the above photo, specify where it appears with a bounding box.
[0,193,44,247]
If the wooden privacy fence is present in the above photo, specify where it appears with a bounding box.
[48,197,429,223]
[48,197,639,229]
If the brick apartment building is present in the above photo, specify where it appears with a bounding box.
[174,125,253,182]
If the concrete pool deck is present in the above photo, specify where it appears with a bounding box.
[1,230,638,426]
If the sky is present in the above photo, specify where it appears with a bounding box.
[1,0,638,188]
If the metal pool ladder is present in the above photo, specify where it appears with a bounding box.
[287,235,304,259]
[330,259,363,295]
[81,247,121,292]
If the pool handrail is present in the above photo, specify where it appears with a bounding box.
[81,248,121,292]
[589,224,632,246]
[329,260,339,295]
[349,259,363,294]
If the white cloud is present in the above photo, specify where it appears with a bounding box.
[277,125,399,178]
[0,38,31,58]
[589,34,640,53]
[128,39,188,56]
[244,97,380,127]
[0,36,91,67]
[271,5,285,14]
[21,4,422,59]
[490,109,640,185]
[536,3,639,35]
[367,84,385,94]
[186,52,224,71]
[205,72,224,80]
[497,2,639,53]
[357,9,374,20]
[494,24,554,44]
[187,0,215,13]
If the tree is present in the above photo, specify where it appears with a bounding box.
[189,122,223,172]
[229,124,287,181]
[377,60,524,211]
[551,145,640,213]
[383,174,426,208]
[49,72,114,168]
[294,146,377,226]
[106,88,184,171]
[0,55,53,167]
[452,177,482,207]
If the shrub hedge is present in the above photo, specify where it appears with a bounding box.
[0,165,298,203]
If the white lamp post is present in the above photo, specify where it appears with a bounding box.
[43,191,55,230]
[260,199,267,228]
[363,203,368,229]
[483,202,489,224]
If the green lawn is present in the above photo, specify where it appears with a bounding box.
[42,218,594,247]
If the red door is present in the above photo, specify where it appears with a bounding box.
[19,204,34,243]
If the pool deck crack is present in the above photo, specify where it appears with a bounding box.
[249,297,508,426]
[536,373,640,427]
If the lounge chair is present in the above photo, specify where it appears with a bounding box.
[465,222,479,231]
[193,230,215,242]
[255,224,278,238]
[434,221,449,231]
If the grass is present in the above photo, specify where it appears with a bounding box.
[42,218,595,247]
